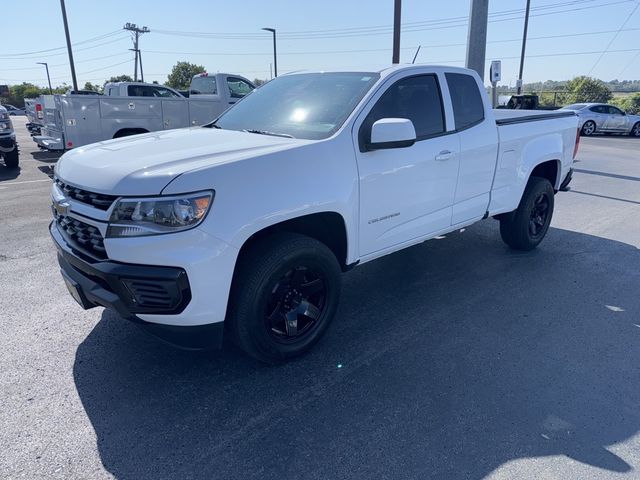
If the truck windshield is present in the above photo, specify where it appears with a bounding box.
[212,72,380,140]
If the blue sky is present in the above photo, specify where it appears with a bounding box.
[2,0,639,88]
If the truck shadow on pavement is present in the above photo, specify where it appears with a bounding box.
[73,222,640,480]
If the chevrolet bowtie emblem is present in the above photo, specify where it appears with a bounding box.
[53,200,70,216]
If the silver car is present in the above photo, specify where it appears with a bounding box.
[560,103,640,137]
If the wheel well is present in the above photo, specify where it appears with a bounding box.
[238,212,349,271]
[113,128,149,139]
[531,160,559,189]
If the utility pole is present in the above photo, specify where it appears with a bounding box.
[262,28,277,77]
[129,48,145,82]
[59,0,78,92]
[516,0,531,95]
[392,0,401,63]
[37,62,53,94]
[123,23,150,82]
[465,0,489,81]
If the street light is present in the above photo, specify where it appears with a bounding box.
[37,62,53,94]
[262,27,277,78]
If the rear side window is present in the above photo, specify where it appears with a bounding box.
[590,105,606,114]
[446,73,484,130]
[362,74,445,143]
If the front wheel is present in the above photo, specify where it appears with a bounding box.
[2,146,19,168]
[630,122,640,137]
[581,120,596,136]
[499,176,555,251]
[227,232,342,363]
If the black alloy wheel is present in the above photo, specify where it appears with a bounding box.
[228,232,341,363]
[265,266,327,342]
[529,192,551,239]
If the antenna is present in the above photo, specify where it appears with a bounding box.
[412,45,421,64]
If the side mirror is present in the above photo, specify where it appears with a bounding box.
[368,118,416,151]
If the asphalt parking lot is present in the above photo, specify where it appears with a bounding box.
[1,116,639,480]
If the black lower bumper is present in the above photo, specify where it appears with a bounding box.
[560,168,573,192]
[51,221,223,350]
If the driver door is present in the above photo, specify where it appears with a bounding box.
[355,73,460,257]
[604,106,627,131]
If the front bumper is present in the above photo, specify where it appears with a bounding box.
[50,221,224,349]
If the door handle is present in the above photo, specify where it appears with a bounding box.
[435,150,453,161]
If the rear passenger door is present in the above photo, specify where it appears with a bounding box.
[444,72,499,225]
[355,73,461,256]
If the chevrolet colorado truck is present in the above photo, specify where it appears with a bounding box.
[50,65,578,362]
[0,105,19,168]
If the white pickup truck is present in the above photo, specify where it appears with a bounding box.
[34,74,255,151]
[50,65,578,362]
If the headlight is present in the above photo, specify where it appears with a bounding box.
[106,191,214,238]
[0,113,9,121]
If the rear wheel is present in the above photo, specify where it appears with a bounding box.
[630,122,640,137]
[499,176,555,251]
[581,121,596,136]
[2,146,19,168]
[227,232,341,363]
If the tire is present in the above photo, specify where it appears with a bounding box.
[227,232,342,363]
[581,120,596,136]
[2,146,19,168]
[630,122,640,137]
[499,176,555,251]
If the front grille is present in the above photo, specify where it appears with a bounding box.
[55,178,116,211]
[56,215,107,260]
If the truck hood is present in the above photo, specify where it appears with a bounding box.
[55,127,305,195]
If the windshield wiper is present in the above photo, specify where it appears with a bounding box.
[242,129,294,138]
[204,122,221,129]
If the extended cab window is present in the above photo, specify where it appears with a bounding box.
[608,106,624,115]
[362,74,445,143]
[191,76,217,95]
[227,77,254,99]
[446,73,484,130]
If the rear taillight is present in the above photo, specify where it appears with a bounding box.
[36,103,43,120]
[573,127,580,159]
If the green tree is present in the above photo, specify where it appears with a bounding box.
[253,78,267,86]
[83,82,102,93]
[611,93,640,114]
[566,76,612,103]
[166,61,206,89]
[105,75,133,85]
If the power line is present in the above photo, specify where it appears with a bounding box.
[0,30,123,57]
[138,28,640,58]
[1,53,133,71]
[587,0,640,75]
[0,35,129,60]
[151,0,632,40]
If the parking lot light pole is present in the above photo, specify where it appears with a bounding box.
[262,28,277,77]
[59,0,78,92]
[37,62,53,94]
[516,0,532,95]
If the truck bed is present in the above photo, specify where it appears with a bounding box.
[493,109,576,125]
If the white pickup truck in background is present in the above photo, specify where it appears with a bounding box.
[50,65,578,362]
[34,73,255,150]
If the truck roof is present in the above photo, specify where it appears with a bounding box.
[283,64,475,78]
